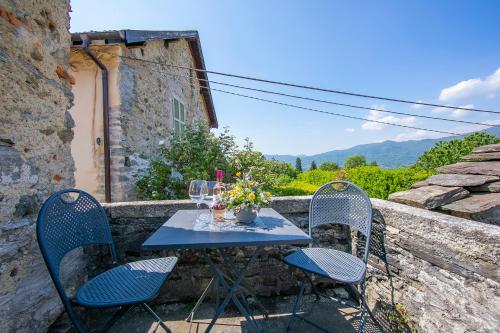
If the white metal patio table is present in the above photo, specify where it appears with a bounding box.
[141,208,312,333]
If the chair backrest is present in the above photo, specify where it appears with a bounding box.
[36,189,117,300]
[309,181,372,261]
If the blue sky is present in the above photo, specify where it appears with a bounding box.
[70,0,500,155]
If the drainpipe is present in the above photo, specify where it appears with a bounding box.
[81,35,112,203]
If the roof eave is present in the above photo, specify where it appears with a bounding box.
[70,30,218,128]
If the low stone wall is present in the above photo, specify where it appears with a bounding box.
[367,199,499,333]
[98,196,499,333]
[98,197,350,302]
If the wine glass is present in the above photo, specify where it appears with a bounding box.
[203,181,217,208]
[189,180,208,219]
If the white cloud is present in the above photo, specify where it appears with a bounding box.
[395,130,444,141]
[432,106,449,113]
[411,100,425,109]
[432,104,474,118]
[362,106,416,131]
[439,67,500,102]
[345,128,355,132]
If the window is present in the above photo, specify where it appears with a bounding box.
[172,97,185,136]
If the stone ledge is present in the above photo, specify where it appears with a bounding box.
[103,196,314,218]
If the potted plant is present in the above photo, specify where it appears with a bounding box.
[221,174,272,223]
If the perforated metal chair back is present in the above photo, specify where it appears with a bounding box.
[36,189,117,304]
[309,181,372,261]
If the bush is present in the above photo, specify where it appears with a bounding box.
[136,123,298,199]
[414,132,500,171]
[344,155,367,169]
[319,161,340,171]
[231,139,297,190]
[136,122,236,200]
[272,180,318,196]
[296,169,346,186]
[347,166,432,199]
[272,169,346,195]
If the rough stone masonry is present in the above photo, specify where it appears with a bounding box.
[0,1,85,332]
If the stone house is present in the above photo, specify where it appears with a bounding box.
[69,30,218,202]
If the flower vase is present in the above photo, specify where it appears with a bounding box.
[234,206,258,224]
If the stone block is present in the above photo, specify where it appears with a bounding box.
[472,143,500,153]
[440,193,500,225]
[437,162,500,176]
[467,181,500,193]
[388,185,469,209]
[426,173,499,187]
[462,152,500,161]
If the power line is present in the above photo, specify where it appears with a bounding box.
[98,51,500,115]
[96,50,497,129]
[205,87,462,136]
[167,70,500,129]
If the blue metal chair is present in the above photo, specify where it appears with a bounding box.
[284,181,372,333]
[36,189,177,333]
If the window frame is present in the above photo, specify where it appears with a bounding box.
[172,97,186,137]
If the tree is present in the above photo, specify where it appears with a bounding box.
[310,161,317,170]
[369,160,378,166]
[414,132,500,171]
[319,161,339,171]
[295,157,303,172]
[344,155,367,169]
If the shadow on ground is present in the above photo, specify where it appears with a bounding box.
[88,294,382,333]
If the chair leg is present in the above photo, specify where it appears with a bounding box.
[142,303,171,333]
[358,279,367,333]
[286,274,307,332]
[98,305,133,333]
[303,272,321,301]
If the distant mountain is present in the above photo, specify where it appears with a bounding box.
[266,127,500,168]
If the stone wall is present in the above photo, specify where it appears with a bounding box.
[367,199,499,333]
[0,1,86,332]
[99,197,499,333]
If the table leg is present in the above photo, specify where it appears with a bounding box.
[185,277,214,329]
[218,248,269,319]
[203,249,261,333]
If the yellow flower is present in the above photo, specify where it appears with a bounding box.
[236,171,241,177]
[266,192,272,197]
[247,192,256,201]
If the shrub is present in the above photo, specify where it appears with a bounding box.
[136,122,236,200]
[231,139,297,190]
[414,132,500,171]
[273,169,347,195]
[296,169,346,186]
[272,180,318,196]
[347,166,432,199]
[344,155,367,169]
[136,123,297,199]
[319,161,340,171]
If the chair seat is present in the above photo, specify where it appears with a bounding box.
[75,257,177,308]
[284,248,365,284]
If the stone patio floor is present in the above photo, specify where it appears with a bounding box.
[90,294,382,333]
